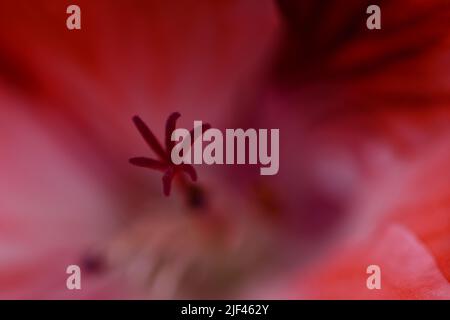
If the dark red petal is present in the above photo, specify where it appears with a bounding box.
[132,116,167,160]
[165,112,181,153]
[162,168,175,196]
[129,157,168,171]
[180,164,198,182]
[189,123,211,146]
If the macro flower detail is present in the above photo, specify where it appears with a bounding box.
[129,112,210,196]
[0,0,449,300]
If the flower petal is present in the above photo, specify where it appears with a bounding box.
[291,224,450,299]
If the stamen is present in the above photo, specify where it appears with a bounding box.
[180,164,198,182]
[129,157,168,171]
[132,115,167,161]
[189,123,211,146]
[130,112,205,199]
[165,112,181,153]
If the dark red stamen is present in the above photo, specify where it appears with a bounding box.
[132,116,167,161]
[130,112,209,196]
[189,123,212,146]
[129,157,168,171]
[165,112,181,153]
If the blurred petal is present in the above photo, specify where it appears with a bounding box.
[293,225,450,299]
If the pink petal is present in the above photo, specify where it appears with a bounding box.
[291,225,450,299]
